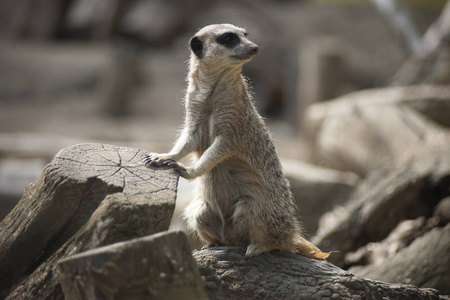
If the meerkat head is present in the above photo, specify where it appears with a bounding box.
[189,24,259,67]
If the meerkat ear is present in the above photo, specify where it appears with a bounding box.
[190,36,203,58]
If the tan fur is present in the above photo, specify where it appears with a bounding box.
[144,24,329,260]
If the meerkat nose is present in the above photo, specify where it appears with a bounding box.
[251,45,259,53]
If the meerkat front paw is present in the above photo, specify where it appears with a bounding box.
[143,154,189,177]
[166,160,188,176]
[245,243,269,257]
[143,153,172,167]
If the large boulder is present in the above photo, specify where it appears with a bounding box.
[302,85,450,175]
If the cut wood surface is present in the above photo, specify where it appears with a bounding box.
[0,143,178,299]
[193,246,442,300]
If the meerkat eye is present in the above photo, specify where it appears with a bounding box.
[244,32,249,37]
[217,32,240,48]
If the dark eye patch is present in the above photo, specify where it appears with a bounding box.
[216,32,240,48]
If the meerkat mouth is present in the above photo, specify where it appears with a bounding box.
[230,53,256,61]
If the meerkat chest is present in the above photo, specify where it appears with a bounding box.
[189,101,216,152]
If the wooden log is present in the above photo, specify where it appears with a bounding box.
[313,133,450,267]
[350,222,450,294]
[193,246,441,300]
[0,0,71,39]
[103,42,139,118]
[368,0,421,55]
[392,1,450,85]
[1,143,447,299]
[58,231,207,300]
[298,37,350,120]
[301,85,450,175]
[0,143,178,299]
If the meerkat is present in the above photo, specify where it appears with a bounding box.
[144,24,329,260]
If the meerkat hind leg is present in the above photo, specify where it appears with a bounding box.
[184,197,224,246]
[201,242,224,250]
[245,243,270,257]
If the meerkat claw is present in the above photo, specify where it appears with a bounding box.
[142,155,155,167]
[143,154,173,167]
[144,154,188,177]
[163,159,177,166]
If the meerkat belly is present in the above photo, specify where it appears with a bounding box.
[201,158,258,205]
[198,157,261,243]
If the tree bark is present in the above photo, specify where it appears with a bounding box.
[193,246,441,300]
[58,231,208,300]
[0,143,178,299]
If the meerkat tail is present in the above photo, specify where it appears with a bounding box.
[294,235,331,260]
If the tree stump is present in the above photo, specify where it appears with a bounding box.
[58,231,208,300]
[193,247,441,300]
[0,143,178,299]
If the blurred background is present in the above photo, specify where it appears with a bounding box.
[1,0,450,289]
